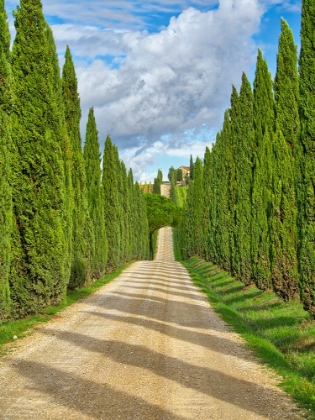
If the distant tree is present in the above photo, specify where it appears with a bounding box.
[168,166,175,182]
[189,155,195,180]
[170,169,177,203]
[144,194,182,234]
[153,169,162,195]
[157,169,163,183]
[176,168,183,182]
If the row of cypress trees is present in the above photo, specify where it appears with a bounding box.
[179,1,315,316]
[0,0,149,320]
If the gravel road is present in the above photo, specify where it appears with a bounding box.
[0,227,305,419]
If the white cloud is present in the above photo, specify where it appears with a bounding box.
[72,1,263,156]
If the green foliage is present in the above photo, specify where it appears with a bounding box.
[272,20,299,300]
[0,0,12,319]
[10,0,67,316]
[234,73,254,284]
[170,170,177,204]
[251,50,275,290]
[152,169,162,195]
[176,168,183,182]
[189,154,195,180]
[62,46,93,289]
[102,136,121,270]
[168,166,175,182]
[45,24,73,288]
[144,193,182,234]
[83,108,108,278]
[298,0,315,316]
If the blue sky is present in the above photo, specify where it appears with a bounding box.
[6,0,301,181]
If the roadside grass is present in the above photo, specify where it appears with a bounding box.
[0,262,133,355]
[174,244,315,416]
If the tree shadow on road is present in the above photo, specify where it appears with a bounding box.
[35,328,297,419]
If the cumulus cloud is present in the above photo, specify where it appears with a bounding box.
[6,0,301,179]
[72,2,262,153]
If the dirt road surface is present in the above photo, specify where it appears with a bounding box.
[0,227,304,419]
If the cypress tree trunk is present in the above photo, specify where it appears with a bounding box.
[83,108,108,278]
[10,0,67,316]
[272,19,299,300]
[0,0,12,319]
[62,46,93,289]
[298,0,315,315]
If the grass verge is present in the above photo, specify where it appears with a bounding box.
[173,232,315,418]
[0,262,133,355]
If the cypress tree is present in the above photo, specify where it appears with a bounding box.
[272,125,299,299]
[120,160,132,262]
[189,155,195,180]
[251,50,275,289]
[201,146,212,261]
[228,87,238,275]
[62,46,93,288]
[234,73,254,284]
[170,169,177,204]
[0,0,12,318]
[152,169,162,195]
[272,19,299,300]
[83,108,108,278]
[208,140,219,263]
[45,25,73,286]
[102,135,120,270]
[10,0,67,315]
[191,157,204,257]
[298,0,315,314]
[214,111,233,270]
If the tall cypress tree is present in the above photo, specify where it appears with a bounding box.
[83,108,108,278]
[102,135,120,270]
[0,0,12,319]
[298,0,315,314]
[215,111,233,270]
[45,25,73,286]
[272,19,299,300]
[234,73,254,284]
[191,157,204,257]
[251,50,275,290]
[228,87,238,275]
[201,146,212,261]
[62,46,93,289]
[189,155,195,180]
[10,0,66,316]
